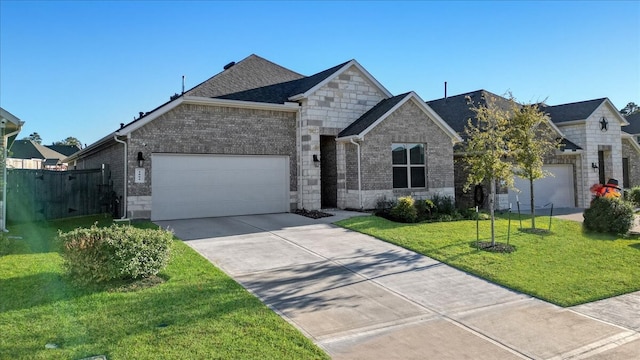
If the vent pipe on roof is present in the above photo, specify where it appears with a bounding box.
[444,81,447,101]
[182,75,185,94]
[223,61,236,70]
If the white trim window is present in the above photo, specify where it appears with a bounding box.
[392,143,426,188]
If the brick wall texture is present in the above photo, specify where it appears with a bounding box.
[622,138,640,187]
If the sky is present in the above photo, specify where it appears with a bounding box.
[1,1,639,146]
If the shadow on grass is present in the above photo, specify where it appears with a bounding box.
[0,272,84,312]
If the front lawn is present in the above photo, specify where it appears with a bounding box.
[0,216,328,359]
[337,215,640,307]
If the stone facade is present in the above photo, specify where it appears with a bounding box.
[622,138,640,188]
[125,103,297,218]
[298,65,387,210]
[337,99,455,209]
[557,103,624,206]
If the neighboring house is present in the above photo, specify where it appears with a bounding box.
[428,90,640,210]
[1,107,24,231]
[7,140,78,170]
[621,112,640,188]
[66,54,461,220]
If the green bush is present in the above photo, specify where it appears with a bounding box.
[415,199,435,221]
[583,197,635,235]
[626,186,640,207]
[431,194,456,216]
[390,196,418,223]
[58,224,173,284]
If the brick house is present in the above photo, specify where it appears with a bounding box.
[66,55,461,220]
[427,90,640,210]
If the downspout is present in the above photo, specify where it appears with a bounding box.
[113,134,128,219]
[297,106,304,210]
[2,126,23,232]
[350,138,363,209]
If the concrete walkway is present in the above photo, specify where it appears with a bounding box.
[157,211,640,359]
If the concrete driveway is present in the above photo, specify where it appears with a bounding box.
[157,211,640,359]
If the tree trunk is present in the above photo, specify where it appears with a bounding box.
[490,177,496,246]
[530,177,536,229]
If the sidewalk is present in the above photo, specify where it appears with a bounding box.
[159,211,640,359]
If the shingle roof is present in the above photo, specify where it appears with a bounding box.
[46,144,81,156]
[338,93,411,137]
[559,138,582,151]
[216,61,350,104]
[10,140,67,162]
[540,98,606,123]
[185,54,304,98]
[623,112,640,134]
[426,90,513,138]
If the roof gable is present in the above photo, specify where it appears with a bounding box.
[427,90,512,137]
[338,92,461,142]
[185,54,304,98]
[10,140,66,160]
[541,98,606,124]
[215,61,350,104]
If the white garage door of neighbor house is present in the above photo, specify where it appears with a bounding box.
[508,164,575,209]
[151,154,289,221]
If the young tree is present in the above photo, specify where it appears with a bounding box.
[509,100,561,228]
[462,94,514,246]
[22,132,42,144]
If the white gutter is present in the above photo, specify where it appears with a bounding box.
[113,134,128,219]
[2,126,23,232]
[350,138,363,209]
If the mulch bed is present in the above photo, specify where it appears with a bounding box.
[475,241,516,253]
[293,209,334,219]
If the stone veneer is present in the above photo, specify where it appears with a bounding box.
[622,138,640,188]
[297,65,387,210]
[557,103,624,207]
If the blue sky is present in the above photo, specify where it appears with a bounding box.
[1,1,639,146]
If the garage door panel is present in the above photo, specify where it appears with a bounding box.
[151,154,289,221]
[508,165,574,208]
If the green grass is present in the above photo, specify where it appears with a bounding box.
[0,216,328,359]
[337,215,640,307]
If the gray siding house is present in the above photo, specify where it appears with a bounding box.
[67,55,461,220]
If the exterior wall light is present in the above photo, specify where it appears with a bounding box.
[313,154,320,167]
[137,152,145,167]
[591,162,599,171]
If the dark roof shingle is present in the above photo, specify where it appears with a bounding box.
[540,98,607,124]
[216,61,350,104]
[623,112,640,134]
[338,93,410,137]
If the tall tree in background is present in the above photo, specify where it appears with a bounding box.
[462,94,514,246]
[22,132,42,144]
[620,102,639,116]
[509,99,561,229]
[53,136,82,149]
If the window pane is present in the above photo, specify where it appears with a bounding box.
[392,144,407,165]
[409,144,424,164]
[393,167,408,188]
[410,167,425,188]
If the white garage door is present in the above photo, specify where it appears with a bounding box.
[151,154,289,221]
[508,164,575,209]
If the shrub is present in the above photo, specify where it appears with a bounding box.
[583,197,635,235]
[415,199,435,221]
[431,194,456,216]
[626,186,640,207]
[59,224,173,284]
[390,196,418,223]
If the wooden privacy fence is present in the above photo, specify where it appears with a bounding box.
[7,168,115,223]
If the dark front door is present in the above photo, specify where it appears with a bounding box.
[320,135,337,208]
[622,158,630,188]
[598,150,606,184]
